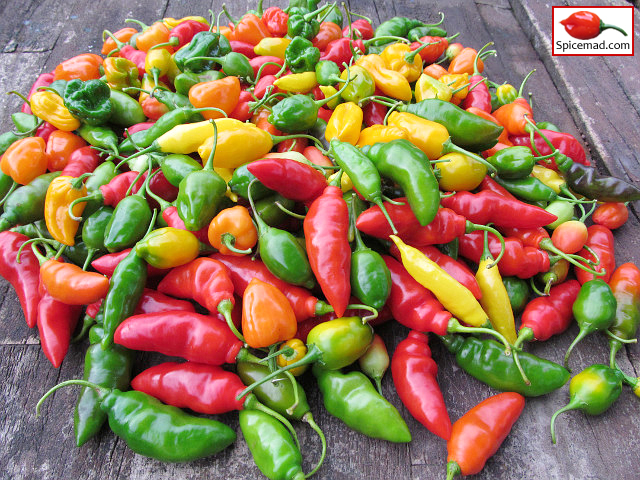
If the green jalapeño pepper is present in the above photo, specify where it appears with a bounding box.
[228,164,273,200]
[285,36,320,73]
[240,409,305,480]
[493,175,558,203]
[74,341,134,446]
[366,138,440,226]
[11,112,41,135]
[63,79,112,126]
[159,153,203,187]
[183,52,254,82]
[550,364,624,444]
[565,279,617,369]
[0,131,20,155]
[440,334,570,396]
[174,31,232,73]
[254,194,295,227]
[485,146,537,179]
[176,122,227,230]
[40,380,236,462]
[399,98,503,152]
[109,89,146,127]
[0,171,61,232]
[313,364,411,443]
[77,123,119,154]
[373,16,425,43]
[82,206,113,268]
[502,276,530,313]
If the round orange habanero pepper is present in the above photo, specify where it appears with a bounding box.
[189,76,241,120]
[208,205,258,256]
[45,130,87,171]
[241,278,298,349]
[53,53,103,81]
[101,27,138,55]
[1,136,47,185]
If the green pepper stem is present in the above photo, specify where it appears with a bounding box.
[70,314,96,343]
[0,181,17,207]
[512,326,535,351]
[81,248,97,272]
[148,37,180,51]
[550,401,578,444]
[446,460,462,480]
[517,69,536,99]
[564,329,588,370]
[345,303,378,323]
[220,232,253,254]
[274,202,306,219]
[601,23,627,36]
[528,277,547,297]
[244,394,300,450]
[218,298,244,343]
[302,412,327,479]
[441,139,498,176]
[314,300,334,316]
[472,42,494,76]
[538,238,605,277]
[609,340,622,369]
[125,18,149,30]
[36,379,109,417]
[221,4,240,25]
[7,90,31,107]
[236,344,323,401]
[512,349,531,385]
[382,101,402,126]
[604,330,637,344]
[374,199,398,235]
[315,65,352,109]
[247,178,271,236]
[469,222,505,267]
[253,61,286,85]
[349,194,367,253]
[144,177,172,212]
[15,238,57,265]
[202,120,218,171]
[447,318,512,355]
[363,35,411,46]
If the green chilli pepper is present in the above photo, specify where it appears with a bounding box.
[348,193,391,310]
[494,175,558,203]
[159,153,203,187]
[373,16,425,43]
[0,131,20,155]
[287,5,325,40]
[174,31,232,73]
[0,171,61,232]
[149,89,193,110]
[536,121,561,132]
[229,164,273,200]
[254,194,295,227]
[313,365,411,442]
[82,206,113,268]
[366,138,440,226]
[545,200,575,229]
[315,60,342,86]
[74,340,134,446]
[173,70,226,96]
[399,98,503,152]
[77,123,119,154]
[10,219,51,239]
[41,380,236,462]
[11,112,40,135]
[339,65,375,104]
[240,409,304,480]
[186,52,254,81]
[331,139,397,233]
[440,334,570,396]
[101,248,147,350]
[485,146,536,179]
[285,36,320,73]
[0,171,16,203]
[565,279,618,368]
[175,123,227,230]
[63,79,112,126]
[109,89,146,127]
[322,4,343,26]
[63,240,90,267]
[85,161,117,193]
[502,276,530,313]
[408,25,447,41]
[550,364,624,444]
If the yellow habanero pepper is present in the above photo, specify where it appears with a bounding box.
[356,124,407,148]
[390,235,490,328]
[355,54,412,101]
[30,91,80,132]
[318,85,340,109]
[440,73,469,105]
[386,111,449,159]
[197,118,274,168]
[434,152,487,191]
[475,240,518,345]
[532,165,565,194]
[145,48,174,85]
[135,227,200,269]
[274,72,317,93]
[277,338,309,376]
[44,176,87,246]
[254,37,291,59]
[325,102,363,145]
[380,42,423,83]
[414,73,453,103]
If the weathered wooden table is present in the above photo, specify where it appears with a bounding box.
[1,0,639,478]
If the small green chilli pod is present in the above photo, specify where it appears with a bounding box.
[38,380,236,462]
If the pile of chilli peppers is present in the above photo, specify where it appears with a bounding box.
[1,1,640,478]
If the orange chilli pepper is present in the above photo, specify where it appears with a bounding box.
[101,27,138,55]
[53,53,103,81]
[189,76,241,120]
[39,258,109,305]
[208,205,258,256]
[252,107,282,136]
[45,130,87,171]
[141,96,170,120]
[131,20,173,52]
[493,98,534,136]
[0,136,47,185]
[423,63,448,79]
[228,13,270,45]
[448,47,484,75]
[241,278,298,348]
[312,22,343,51]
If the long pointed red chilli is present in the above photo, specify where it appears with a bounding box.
[247,157,327,204]
[0,232,42,328]
[37,291,82,368]
[392,331,452,440]
[303,185,351,317]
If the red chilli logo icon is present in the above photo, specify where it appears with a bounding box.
[560,11,628,40]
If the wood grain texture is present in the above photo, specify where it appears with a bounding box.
[1,1,639,479]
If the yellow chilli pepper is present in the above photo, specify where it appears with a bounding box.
[214,167,239,202]
[414,73,453,103]
[145,48,174,83]
[30,91,80,132]
[135,227,200,269]
[325,102,363,145]
[197,118,274,168]
[355,54,412,101]
[386,111,449,159]
[434,152,487,191]
[328,171,353,192]
[277,338,309,376]
[254,37,291,59]
[162,16,209,29]
[318,85,340,109]
[475,244,518,344]
[380,42,423,83]
[356,124,407,148]
[44,176,87,246]
[390,235,490,328]
[274,72,317,93]
[440,73,469,104]
[532,165,565,194]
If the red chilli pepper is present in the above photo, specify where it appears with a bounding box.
[478,175,517,200]
[36,290,82,368]
[162,206,210,243]
[410,36,449,64]
[249,55,284,78]
[100,171,146,207]
[262,7,289,37]
[230,40,258,58]
[362,101,387,127]
[60,146,101,178]
[319,38,365,66]
[440,190,557,229]
[0,232,42,328]
[303,185,351,317]
[509,129,589,168]
[392,330,452,440]
[560,11,627,40]
[343,19,374,40]
[119,45,147,73]
[592,203,629,230]
[515,279,580,347]
[170,20,209,49]
[211,253,332,323]
[91,248,167,277]
[446,392,525,479]
[461,74,491,112]
[133,288,196,315]
[131,362,246,414]
[247,157,327,203]
[114,311,243,365]
[382,255,452,335]
[575,224,615,284]
[22,72,55,114]
[35,122,57,143]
